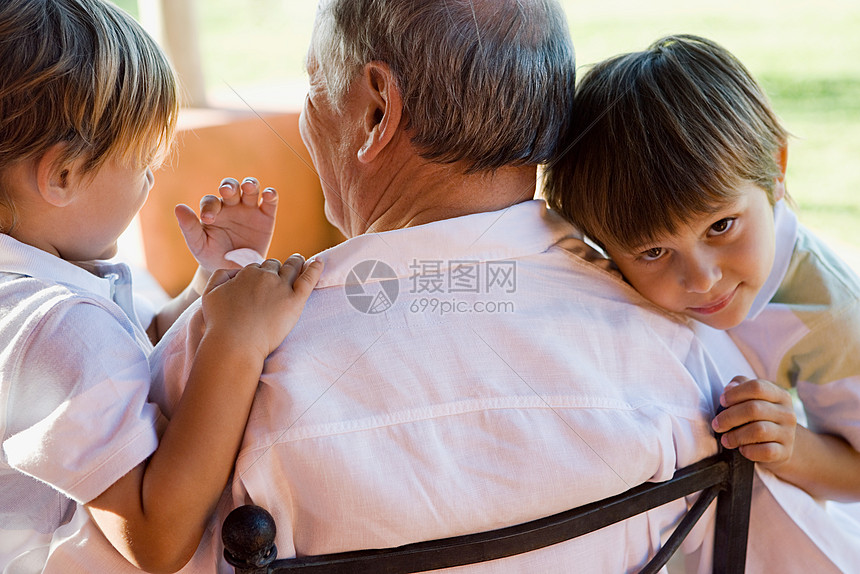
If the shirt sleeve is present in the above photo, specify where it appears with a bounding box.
[148,300,205,419]
[2,299,163,504]
[781,301,860,452]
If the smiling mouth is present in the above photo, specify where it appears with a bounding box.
[688,287,737,315]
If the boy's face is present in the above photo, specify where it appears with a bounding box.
[604,181,781,330]
[64,158,155,261]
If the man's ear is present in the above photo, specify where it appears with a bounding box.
[356,62,403,164]
[35,143,78,207]
[773,143,788,202]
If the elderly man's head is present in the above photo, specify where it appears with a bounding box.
[308,0,575,171]
[300,0,575,236]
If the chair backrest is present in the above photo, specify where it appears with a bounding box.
[221,446,754,574]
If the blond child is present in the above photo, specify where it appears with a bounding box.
[544,35,860,503]
[0,0,321,572]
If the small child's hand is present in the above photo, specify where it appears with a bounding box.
[175,177,278,273]
[201,255,323,361]
[712,375,797,467]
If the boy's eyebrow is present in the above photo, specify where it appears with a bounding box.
[626,241,662,253]
[603,235,657,254]
[637,198,744,247]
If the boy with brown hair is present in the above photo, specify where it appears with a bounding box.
[544,34,860,505]
[0,0,321,572]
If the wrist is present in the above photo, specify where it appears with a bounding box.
[199,326,269,368]
[758,425,804,482]
[190,266,211,298]
[759,455,795,478]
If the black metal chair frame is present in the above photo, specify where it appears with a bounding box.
[222,445,754,574]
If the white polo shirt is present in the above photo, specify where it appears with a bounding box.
[726,201,860,573]
[153,200,753,573]
[0,234,163,573]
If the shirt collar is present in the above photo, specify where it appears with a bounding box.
[313,200,578,288]
[0,233,125,302]
[745,199,797,320]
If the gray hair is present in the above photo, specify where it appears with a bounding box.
[313,0,576,172]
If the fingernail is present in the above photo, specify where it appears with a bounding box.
[243,177,258,185]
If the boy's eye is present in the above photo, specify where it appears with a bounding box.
[640,247,665,261]
[709,218,736,236]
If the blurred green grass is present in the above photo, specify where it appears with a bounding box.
[116,0,860,251]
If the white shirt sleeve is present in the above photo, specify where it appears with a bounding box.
[2,299,162,504]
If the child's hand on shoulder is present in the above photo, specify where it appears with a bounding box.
[201,255,323,362]
[712,375,797,467]
[175,177,277,273]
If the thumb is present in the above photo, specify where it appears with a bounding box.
[175,204,205,253]
[203,268,239,296]
[728,374,752,387]
[293,258,324,298]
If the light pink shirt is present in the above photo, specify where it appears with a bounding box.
[153,200,750,573]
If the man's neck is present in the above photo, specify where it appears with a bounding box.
[350,163,539,236]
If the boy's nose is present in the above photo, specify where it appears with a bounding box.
[682,256,722,294]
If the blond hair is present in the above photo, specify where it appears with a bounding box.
[0,0,179,229]
[543,34,788,250]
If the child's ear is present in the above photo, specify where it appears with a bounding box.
[35,143,79,207]
[773,144,788,203]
